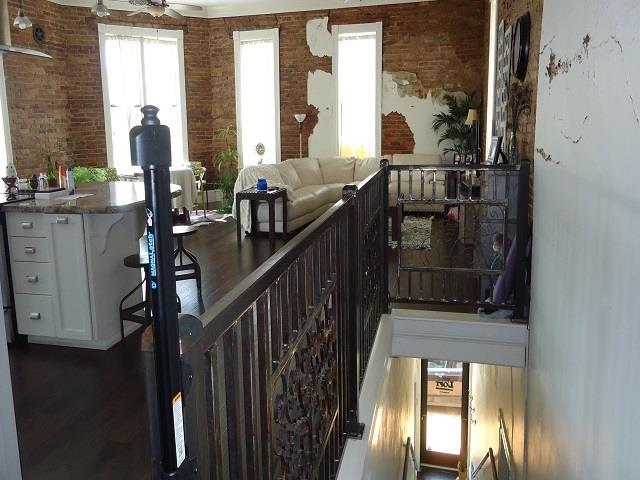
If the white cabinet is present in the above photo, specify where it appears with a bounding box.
[7,212,92,341]
[6,210,145,349]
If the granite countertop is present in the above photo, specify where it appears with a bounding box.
[1,181,183,214]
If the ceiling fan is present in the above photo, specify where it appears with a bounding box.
[126,0,203,19]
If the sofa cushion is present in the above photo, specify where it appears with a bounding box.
[324,183,346,203]
[354,157,382,182]
[391,153,442,166]
[275,161,303,190]
[257,185,332,222]
[288,158,324,186]
[318,157,355,184]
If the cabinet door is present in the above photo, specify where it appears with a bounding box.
[49,214,93,340]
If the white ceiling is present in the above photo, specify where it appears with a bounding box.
[48,0,435,19]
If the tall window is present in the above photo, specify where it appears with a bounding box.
[233,28,281,167]
[485,0,499,154]
[0,56,12,175]
[333,23,382,158]
[98,25,188,173]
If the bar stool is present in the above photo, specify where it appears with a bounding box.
[119,251,182,342]
[173,225,202,296]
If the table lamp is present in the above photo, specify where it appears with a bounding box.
[465,108,481,163]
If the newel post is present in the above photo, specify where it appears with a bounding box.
[513,160,531,321]
[342,183,365,439]
[380,159,390,313]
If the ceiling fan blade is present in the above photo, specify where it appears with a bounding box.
[164,7,184,19]
[127,6,148,16]
[169,2,203,12]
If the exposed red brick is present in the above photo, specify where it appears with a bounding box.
[3,0,485,178]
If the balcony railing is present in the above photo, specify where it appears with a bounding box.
[387,161,531,319]
[144,160,531,479]
[150,169,388,479]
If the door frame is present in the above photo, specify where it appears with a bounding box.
[420,359,469,470]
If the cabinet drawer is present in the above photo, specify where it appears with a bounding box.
[15,294,56,337]
[12,262,54,295]
[9,236,52,263]
[6,213,50,238]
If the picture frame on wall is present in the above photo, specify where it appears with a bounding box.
[487,136,506,164]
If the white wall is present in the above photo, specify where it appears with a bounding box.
[527,1,640,478]
[469,364,525,479]
[337,315,420,480]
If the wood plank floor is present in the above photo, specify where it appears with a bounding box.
[9,220,283,480]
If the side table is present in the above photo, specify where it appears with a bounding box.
[235,187,288,249]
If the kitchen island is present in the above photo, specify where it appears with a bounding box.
[2,181,182,349]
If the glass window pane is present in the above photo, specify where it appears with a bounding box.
[0,59,9,174]
[337,32,377,158]
[102,30,187,173]
[238,38,277,167]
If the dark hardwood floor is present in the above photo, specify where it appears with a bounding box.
[9,220,283,480]
[418,466,459,480]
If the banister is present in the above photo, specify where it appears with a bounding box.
[402,436,419,480]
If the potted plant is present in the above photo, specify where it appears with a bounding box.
[214,125,238,214]
[45,155,58,188]
[432,93,481,162]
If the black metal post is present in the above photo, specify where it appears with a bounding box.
[130,106,192,478]
[513,160,531,321]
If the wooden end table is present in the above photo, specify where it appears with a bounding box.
[235,187,288,249]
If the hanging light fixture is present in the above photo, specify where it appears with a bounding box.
[91,0,110,17]
[13,4,32,30]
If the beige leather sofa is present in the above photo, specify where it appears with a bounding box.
[233,154,443,234]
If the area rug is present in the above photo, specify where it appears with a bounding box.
[389,216,433,250]
[189,210,233,225]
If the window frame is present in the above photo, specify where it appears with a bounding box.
[233,28,281,168]
[485,0,499,155]
[0,56,14,174]
[98,24,189,170]
[331,22,383,158]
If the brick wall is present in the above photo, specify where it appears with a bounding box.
[3,0,485,177]
[495,0,543,214]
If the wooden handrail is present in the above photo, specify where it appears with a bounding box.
[402,437,419,480]
[170,166,389,479]
[472,448,498,480]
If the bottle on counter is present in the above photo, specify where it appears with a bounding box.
[66,166,75,195]
[37,173,48,191]
[59,164,67,189]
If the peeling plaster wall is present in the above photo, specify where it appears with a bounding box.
[527,1,640,479]
[306,17,333,58]
[382,72,459,156]
[306,7,484,158]
[307,70,337,157]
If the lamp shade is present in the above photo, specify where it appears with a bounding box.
[465,108,479,125]
[294,114,307,124]
[13,9,32,30]
[92,0,110,17]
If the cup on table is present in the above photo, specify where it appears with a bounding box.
[256,178,268,191]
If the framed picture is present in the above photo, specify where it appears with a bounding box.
[465,154,475,165]
[487,136,505,164]
[453,153,463,165]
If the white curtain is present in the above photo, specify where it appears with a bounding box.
[337,33,377,158]
[104,34,184,173]
[238,39,277,166]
